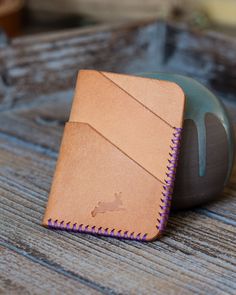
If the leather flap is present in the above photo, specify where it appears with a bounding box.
[43,122,163,241]
[69,70,185,183]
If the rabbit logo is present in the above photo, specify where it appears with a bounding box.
[91,192,125,217]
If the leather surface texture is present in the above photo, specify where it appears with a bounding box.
[43,70,185,241]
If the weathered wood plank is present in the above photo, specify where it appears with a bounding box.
[0,132,235,294]
[0,21,235,111]
[0,246,102,295]
[0,91,70,152]
[0,21,164,110]
[162,26,236,92]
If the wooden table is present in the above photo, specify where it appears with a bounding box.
[0,20,235,294]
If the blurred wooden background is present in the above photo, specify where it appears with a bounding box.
[0,0,236,37]
[26,0,236,26]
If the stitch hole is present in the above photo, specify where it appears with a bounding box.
[98,227,102,234]
[104,228,109,235]
[110,229,115,236]
[142,233,148,240]
[130,232,135,239]
[117,230,122,237]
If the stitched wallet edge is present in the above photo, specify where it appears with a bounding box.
[43,123,183,241]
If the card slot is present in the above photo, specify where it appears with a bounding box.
[69,121,165,185]
[43,122,165,240]
[69,70,176,183]
[101,71,185,128]
[99,71,173,128]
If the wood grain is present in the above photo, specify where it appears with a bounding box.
[0,20,235,294]
[0,246,100,295]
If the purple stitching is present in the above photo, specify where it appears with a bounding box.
[47,218,147,241]
[46,127,182,241]
[157,127,182,232]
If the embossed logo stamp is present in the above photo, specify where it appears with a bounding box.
[91,192,125,217]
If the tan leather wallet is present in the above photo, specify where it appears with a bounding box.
[42,70,185,241]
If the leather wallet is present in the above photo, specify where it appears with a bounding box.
[42,70,185,241]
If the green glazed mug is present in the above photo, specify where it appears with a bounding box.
[140,73,234,209]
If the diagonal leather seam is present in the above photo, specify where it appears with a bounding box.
[68,121,166,185]
[99,71,173,129]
